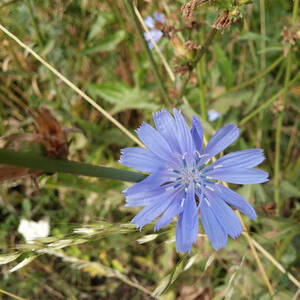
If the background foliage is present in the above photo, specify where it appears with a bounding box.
[0,0,299,299]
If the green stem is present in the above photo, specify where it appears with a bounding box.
[239,72,300,126]
[197,63,207,120]
[124,0,171,106]
[178,27,217,100]
[274,0,299,215]
[25,0,44,47]
[0,149,146,183]
[257,0,266,147]
[214,55,284,100]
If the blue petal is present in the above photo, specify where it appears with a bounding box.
[205,189,242,239]
[204,124,239,157]
[131,188,177,229]
[191,116,203,153]
[200,200,227,250]
[120,147,163,173]
[175,213,185,252]
[153,109,181,153]
[144,16,155,28]
[125,188,166,207]
[204,168,269,184]
[213,184,257,220]
[181,184,199,253]
[144,29,163,43]
[208,149,265,170]
[154,190,184,230]
[124,170,169,196]
[173,109,195,162]
[176,213,195,254]
[136,122,176,165]
[154,12,165,22]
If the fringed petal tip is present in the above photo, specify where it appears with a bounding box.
[176,243,192,254]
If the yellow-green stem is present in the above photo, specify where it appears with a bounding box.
[274,0,299,215]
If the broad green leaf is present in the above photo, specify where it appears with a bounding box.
[88,81,158,114]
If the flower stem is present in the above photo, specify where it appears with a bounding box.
[274,0,299,215]
[0,149,146,183]
[124,0,171,106]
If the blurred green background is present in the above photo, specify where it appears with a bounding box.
[0,0,299,299]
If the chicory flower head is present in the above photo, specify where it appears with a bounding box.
[144,12,166,49]
[120,109,268,253]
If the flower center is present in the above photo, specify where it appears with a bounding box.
[180,167,200,185]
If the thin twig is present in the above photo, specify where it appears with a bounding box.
[250,238,300,289]
[237,212,275,298]
[124,0,171,106]
[292,289,300,300]
[0,23,144,148]
[0,288,27,300]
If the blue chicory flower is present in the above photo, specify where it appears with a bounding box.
[208,109,221,122]
[144,12,166,49]
[120,109,268,253]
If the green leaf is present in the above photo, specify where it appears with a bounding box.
[0,149,146,183]
[280,180,300,197]
[214,44,234,89]
[245,80,265,113]
[82,30,126,54]
[88,12,113,41]
[87,81,159,114]
[211,91,252,115]
[237,32,269,42]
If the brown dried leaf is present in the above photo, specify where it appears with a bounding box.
[0,165,40,183]
[31,107,69,158]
